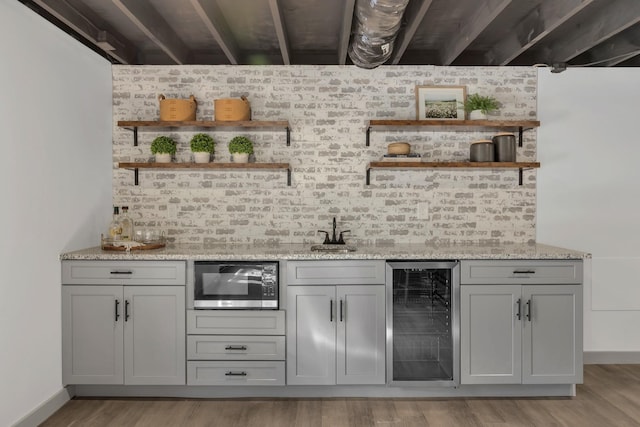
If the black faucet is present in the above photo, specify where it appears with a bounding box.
[318,217,350,245]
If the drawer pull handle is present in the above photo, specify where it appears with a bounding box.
[125,300,130,321]
[526,299,532,321]
[110,270,133,275]
[516,298,521,320]
[513,270,535,274]
[225,345,248,351]
[225,371,247,376]
[115,299,120,322]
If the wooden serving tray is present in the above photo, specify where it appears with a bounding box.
[101,242,166,251]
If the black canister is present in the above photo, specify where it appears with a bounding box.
[470,140,494,162]
[492,133,516,162]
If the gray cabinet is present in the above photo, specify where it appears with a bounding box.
[123,286,186,385]
[460,260,583,385]
[337,285,386,385]
[186,310,286,386]
[286,280,385,385]
[61,261,186,386]
[286,286,336,385]
[62,286,124,384]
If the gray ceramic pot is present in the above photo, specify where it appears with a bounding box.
[470,140,494,162]
[492,133,516,162]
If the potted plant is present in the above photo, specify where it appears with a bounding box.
[228,136,254,163]
[463,93,500,120]
[190,133,215,163]
[150,135,176,163]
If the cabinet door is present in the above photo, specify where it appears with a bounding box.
[522,285,583,384]
[286,286,336,385]
[336,285,386,385]
[123,286,185,385]
[62,286,124,385]
[460,285,522,384]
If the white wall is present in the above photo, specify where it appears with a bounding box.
[537,67,640,352]
[0,2,112,425]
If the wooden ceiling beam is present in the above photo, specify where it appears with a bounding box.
[486,0,595,66]
[32,0,135,64]
[338,0,356,65]
[112,0,188,65]
[572,26,640,67]
[390,0,435,65]
[268,0,291,65]
[190,0,240,65]
[441,0,512,65]
[539,0,640,63]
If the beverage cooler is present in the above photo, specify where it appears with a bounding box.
[386,261,460,386]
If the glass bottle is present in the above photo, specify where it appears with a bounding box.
[108,206,122,241]
[120,206,134,241]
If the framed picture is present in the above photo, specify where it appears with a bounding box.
[415,85,466,120]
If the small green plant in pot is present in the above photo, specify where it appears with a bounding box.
[150,135,177,163]
[228,136,254,163]
[463,93,500,119]
[190,133,215,163]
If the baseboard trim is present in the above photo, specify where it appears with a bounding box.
[584,351,640,364]
[12,386,75,427]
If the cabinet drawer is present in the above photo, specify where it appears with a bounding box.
[286,260,385,285]
[187,336,285,361]
[62,261,186,286]
[187,361,285,386]
[461,260,583,284]
[187,310,285,335]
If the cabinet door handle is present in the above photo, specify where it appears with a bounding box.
[330,299,333,322]
[225,371,247,376]
[513,270,535,274]
[516,298,521,320]
[125,300,130,321]
[225,345,248,351]
[115,299,120,322]
[110,270,133,275]
[340,299,344,322]
[526,299,531,321]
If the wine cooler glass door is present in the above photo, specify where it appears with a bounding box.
[386,261,460,386]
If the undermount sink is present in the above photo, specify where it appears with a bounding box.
[310,244,357,253]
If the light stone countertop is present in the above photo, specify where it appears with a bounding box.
[60,242,590,261]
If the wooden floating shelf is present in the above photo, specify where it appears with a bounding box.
[117,120,290,129]
[119,162,290,169]
[367,119,540,128]
[368,161,540,169]
[118,162,291,186]
[366,162,540,186]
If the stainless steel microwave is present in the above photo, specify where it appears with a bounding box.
[193,261,278,309]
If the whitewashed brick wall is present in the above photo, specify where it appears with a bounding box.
[112,65,538,245]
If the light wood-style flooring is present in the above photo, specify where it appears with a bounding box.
[41,364,640,427]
